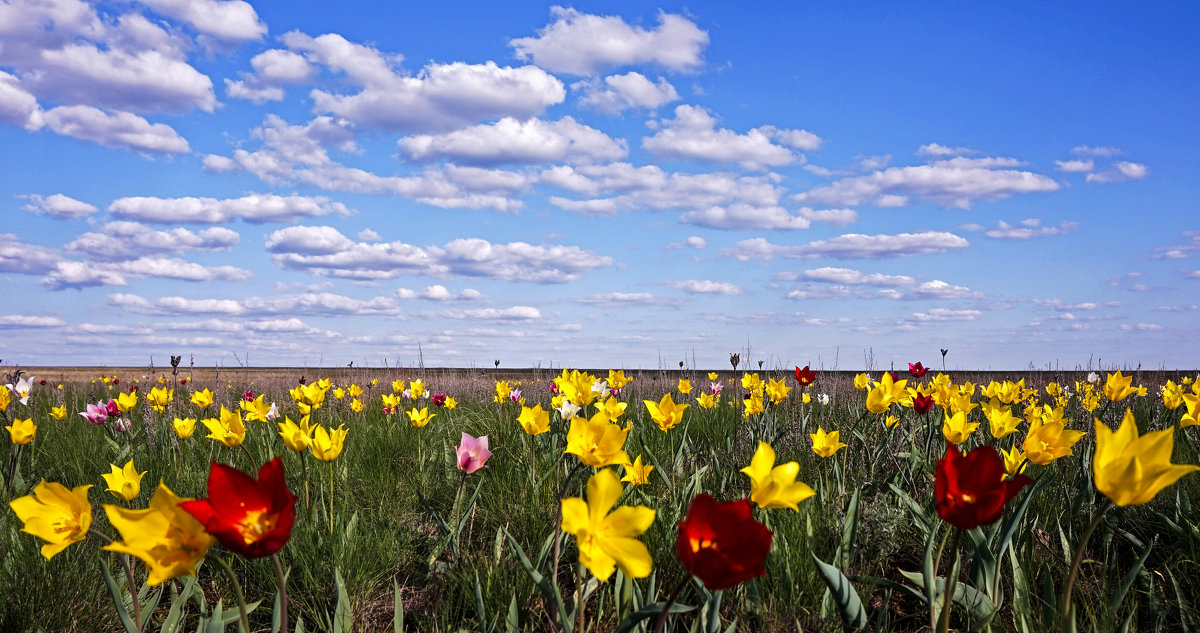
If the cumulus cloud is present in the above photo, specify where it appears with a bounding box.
[136,0,266,42]
[542,162,782,216]
[794,156,1058,209]
[1119,322,1162,331]
[42,256,252,290]
[575,72,679,114]
[1054,159,1093,173]
[667,280,743,295]
[66,221,239,261]
[21,193,96,219]
[435,306,541,320]
[962,218,1080,240]
[511,7,708,76]
[42,105,190,153]
[679,204,811,230]
[0,71,43,131]
[917,143,977,157]
[395,285,482,301]
[109,193,352,224]
[226,49,316,104]
[1086,161,1149,183]
[0,233,61,274]
[264,225,611,283]
[574,292,681,306]
[786,266,978,300]
[911,308,981,322]
[725,231,970,261]
[643,105,820,169]
[0,314,66,328]
[283,31,564,133]
[398,116,627,165]
[109,291,401,317]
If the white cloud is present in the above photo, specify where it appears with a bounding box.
[0,233,61,274]
[1086,161,1149,183]
[686,236,706,249]
[791,266,977,300]
[264,225,612,283]
[43,105,190,153]
[284,31,564,133]
[575,72,680,114]
[917,143,977,157]
[108,193,353,224]
[0,70,43,131]
[911,308,981,322]
[575,292,678,306]
[679,204,811,230]
[136,0,266,42]
[202,154,239,173]
[643,105,820,169]
[109,291,401,317]
[0,314,66,328]
[42,256,252,289]
[436,306,541,320]
[1119,322,1162,331]
[966,218,1080,240]
[511,7,708,76]
[357,228,381,242]
[542,162,782,216]
[398,116,627,165]
[66,221,239,261]
[1054,159,1093,173]
[800,207,858,227]
[794,156,1058,209]
[31,44,216,114]
[667,280,743,295]
[1071,145,1122,157]
[21,193,96,218]
[225,49,315,104]
[726,231,970,261]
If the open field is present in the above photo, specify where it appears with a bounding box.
[3,365,1199,632]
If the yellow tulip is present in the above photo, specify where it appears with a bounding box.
[1103,371,1139,402]
[564,411,630,468]
[697,393,718,409]
[146,387,173,413]
[865,372,908,414]
[608,369,633,390]
[101,460,146,502]
[191,388,214,410]
[853,373,871,390]
[621,456,655,486]
[1094,410,1200,506]
[6,417,36,444]
[677,378,693,395]
[173,417,197,439]
[406,407,435,428]
[103,483,213,585]
[1001,446,1027,477]
[50,405,67,420]
[0,385,11,411]
[350,398,363,413]
[810,427,847,458]
[278,416,314,452]
[312,424,348,461]
[600,396,628,420]
[941,410,978,445]
[984,405,1022,439]
[517,404,551,435]
[765,377,792,404]
[409,379,426,399]
[740,441,815,511]
[9,481,93,560]
[644,393,688,431]
[1022,418,1085,465]
[115,391,137,412]
[561,469,655,582]
[202,406,245,448]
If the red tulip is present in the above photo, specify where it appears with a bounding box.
[794,365,817,386]
[912,392,934,414]
[180,457,296,559]
[935,445,1031,530]
[676,494,772,590]
[909,362,929,378]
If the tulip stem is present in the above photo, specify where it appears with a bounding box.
[122,553,144,633]
[651,575,691,633]
[929,525,951,632]
[1058,500,1111,631]
[551,461,586,616]
[214,555,250,633]
[272,552,290,633]
[936,529,962,633]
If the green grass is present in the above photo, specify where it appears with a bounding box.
[2,369,1199,632]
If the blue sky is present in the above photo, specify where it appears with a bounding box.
[2,1,1197,371]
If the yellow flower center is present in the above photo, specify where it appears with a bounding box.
[237,508,277,545]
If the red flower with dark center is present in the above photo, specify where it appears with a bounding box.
[242,390,255,402]
[909,362,929,378]
[676,494,772,590]
[129,386,138,392]
[105,399,121,417]
[432,393,447,407]
[935,445,1031,530]
[794,365,817,386]
[912,392,934,414]
[180,457,296,559]
[112,379,120,385]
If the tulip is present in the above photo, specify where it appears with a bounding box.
[455,433,492,474]
[432,393,447,407]
[908,362,929,378]
[912,392,934,414]
[180,457,296,559]
[406,407,435,428]
[677,378,693,395]
[941,410,978,445]
[621,456,655,486]
[517,404,551,435]
[1022,418,1085,465]
[9,481,93,560]
[740,441,815,511]
[81,401,109,425]
[935,445,1031,530]
[794,365,817,386]
[1094,410,1200,506]
[49,404,66,420]
[676,494,771,590]
[278,417,314,453]
[6,417,36,444]
[102,460,147,501]
[115,391,137,412]
[191,388,214,409]
[7,375,34,405]
[104,482,214,584]
[202,406,245,448]
[645,393,688,431]
[810,427,847,458]
[312,425,348,461]
[565,411,631,468]
[561,469,655,582]
[1103,371,1138,402]
[173,417,197,439]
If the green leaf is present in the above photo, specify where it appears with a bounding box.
[504,530,571,633]
[393,579,405,633]
[612,601,697,633]
[332,568,352,633]
[472,570,487,626]
[811,553,867,630]
[99,557,141,633]
[838,489,861,569]
[505,593,519,633]
[161,574,198,633]
[1109,537,1154,611]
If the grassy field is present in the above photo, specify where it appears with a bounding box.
[2,365,1198,632]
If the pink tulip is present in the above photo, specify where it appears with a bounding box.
[455,432,492,474]
[80,402,108,425]
[105,399,121,417]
